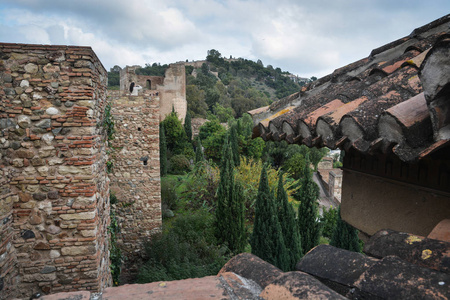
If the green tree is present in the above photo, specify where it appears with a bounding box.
[215,136,246,254]
[159,124,168,176]
[320,206,338,239]
[296,155,321,254]
[276,173,303,271]
[213,103,234,123]
[229,125,240,167]
[250,164,288,270]
[161,111,192,157]
[186,85,208,118]
[283,153,306,180]
[199,119,225,141]
[245,137,265,160]
[184,111,192,142]
[309,147,329,169]
[330,206,362,252]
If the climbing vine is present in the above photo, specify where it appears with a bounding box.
[103,103,115,143]
[108,192,122,286]
[103,102,115,172]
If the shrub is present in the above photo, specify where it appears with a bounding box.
[161,179,178,213]
[182,161,219,211]
[169,154,191,175]
[235,158,298,221]
[137,211,228,283]
[320,206,338,239]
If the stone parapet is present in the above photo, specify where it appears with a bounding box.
[0,43,111,298]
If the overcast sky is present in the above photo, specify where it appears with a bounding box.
[0,1,448,78]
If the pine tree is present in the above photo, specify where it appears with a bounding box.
[330,206,362,252]
[184,111,192,142]
[296,155,321,254]
[159,124,168,176]
[215,136,246,254]
[276,173,303,271]
[250,164,288,270]
[229,125,240,167]
[195,136,204,163]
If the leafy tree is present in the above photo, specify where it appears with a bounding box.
[296,155,321,254]
[203,130,227,162]
[283,153,306,179]
[186,85,207,118]
[330,206,362,252]
[135,63,169,76]
[309,147,329,170]
[250,164,288,270]
[215,136,246,254]
[320,206,338,239]
[201,63,210,75]
[199,119,225,141]
[235,158,299,222]
[213,103,234,123]
[108,65,121,87]
[184,111,192,142]
[185,65,194,76]
[276,173,303,271]
[161,111,192,157]
[245,137,265,160]
[159,124,168,176]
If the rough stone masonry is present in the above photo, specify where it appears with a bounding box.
[108,89,162,283]
[0,43,112,298]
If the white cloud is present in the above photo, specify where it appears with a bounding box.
[0,0,449,78]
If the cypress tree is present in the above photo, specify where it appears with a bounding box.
[184,111,192,142]
[296,155,321,254]
[250,164,288,270]
[229,125,240,167]
[215,136,246,254]
[159,124,168,176]
[330,206,362,252]
[276,173,303,271]
[195,136,204,163]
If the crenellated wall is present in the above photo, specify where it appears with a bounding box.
[0,43,111,298]
[119,64,186,123]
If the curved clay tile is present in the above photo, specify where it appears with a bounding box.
[379,92,432,149]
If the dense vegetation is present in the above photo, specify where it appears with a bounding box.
[135,108,359,283]
[107,49,312,119]
[186,49,308,119]
[106,49,361,284]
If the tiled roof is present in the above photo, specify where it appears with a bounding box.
[249,14,450,162]
[39,227,450,299]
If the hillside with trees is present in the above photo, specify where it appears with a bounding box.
[107,49,313,119]
[106,51,361,286]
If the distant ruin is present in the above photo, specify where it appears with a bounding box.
[119,64,186,122]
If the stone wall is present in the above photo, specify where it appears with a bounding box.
[119,66,164,95]
[108,91,162,282]
[158,63,186,122]
[0,43,111,298]
[328,170,342,202]
[119,64,186,123]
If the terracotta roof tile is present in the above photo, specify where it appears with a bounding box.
[250,14,450,162]
[363,229,450,273]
